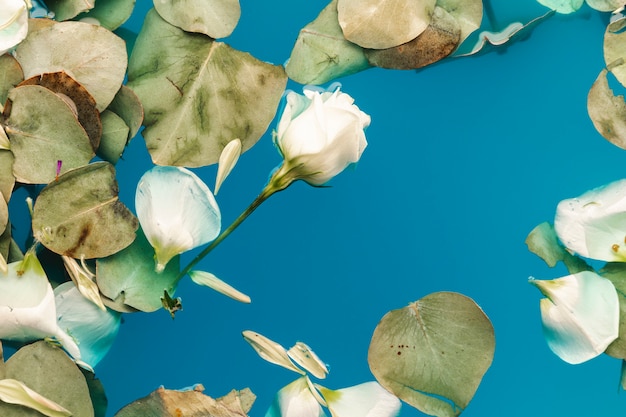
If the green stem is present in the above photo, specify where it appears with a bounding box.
[174,164,295,284]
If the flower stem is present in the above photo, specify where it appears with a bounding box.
[175,164,295,284]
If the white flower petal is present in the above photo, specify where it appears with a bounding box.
[136,166,221,272]
[0,379,71,417]
[214,138,242,195]
[318,382,401,417]
[287,342,328,380]
[554,179,626,261]
[54,282,121,368]
[0,0,29,55]
[242,330,305,375]
[266,377,327,417]
[530,271,620,364]
[189,270,250,303]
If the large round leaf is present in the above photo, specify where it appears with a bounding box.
[14,20,127,111]
[605,22,626,89]
[128,9,287,167]
[0,341,93,417]
[153,0,240,38]
[368,292,495,417]
[3,84,94,184]
[96,227,180,313]
[31,162,138,259]
[285,0,370,85]
[337,0,436,49]
[76,0,136,30]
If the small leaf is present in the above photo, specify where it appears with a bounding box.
[189,270,250,303]
[96,227,180,313]
[0,379,72,417]
[45,0,95,20]
[96,110,130,164]
[31,162,138,259]
[3,84,94,184]
[337,0,436,49]
[0,54,23,105]
[106,85,144,141]
[242,330,306,375]
[76,0,136,30]
[525,222,591,274]
[438,0,482,47]
[368,292,494,417]
[153,0,241,38]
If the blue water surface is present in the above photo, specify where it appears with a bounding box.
[94,1,626,416]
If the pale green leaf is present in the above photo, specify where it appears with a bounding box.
[0,341,93,417]
[599,263,626,359]
[96,227,180,313]
[438,0,482,47]
[285,0,370,85]
[96,110,130,164]
[536,0,584,13]
[605,22,626,89]
[337,0,436,49]
[76,0,136,30]
[368,292,494,417]
[45,0,95,20]
[128,9,287,167]
[153,0,240,38]
[14,20,127,111]
[31,162,138,259]
[107,85,144,141]
[586,0,624,11]
[3,84,94,184]
[525,221,590,274]
[587,69,626,149]
[0,54,23,105]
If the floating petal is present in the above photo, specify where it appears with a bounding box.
[0,378,71,417]
[242,330,305,375]
[215,138,242,195]
[530,271,620,364]
[317,381,401,417]
[287,342,328,380]
[266,376,326,417]
[189,270,250,303]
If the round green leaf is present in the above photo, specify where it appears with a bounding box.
[605,23,626,89]
[337,0,436,49]
[128,9,287,167]
[599,263,626,359]
[0,149,14,204]
[438,0,482,47]
[45,0,95,20]
[368,292,495,417]
[153,0,240,38]
[587,69,626,150]
[0,54,23,106]
[107,85,144,141]
[586,0,624,11]
[96,227,180,313]
[285,0,370,85]
[0,341,93,417]
[31,162,138,259]
[76,0,136,30]
[536,0,583,13]
[96,110,130,164]
[3,85,94,184]
[14,20,127,111]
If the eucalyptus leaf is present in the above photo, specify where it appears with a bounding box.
[79,369,107,417]
[365,6,461,70]
[14,20,127,111]
[368,292,495,417]
[0,195,7,234]
[0,149,13,203]
[96,110,130,164]
[599,263,626,359]
[114,386,255,417]
[76,0,136,30]
[587,69,626,150]
[31,162,138,259]
[0,220,10,263]
[0,54,23,105]
[0,341,94,417]
[96,227,180,313]
[438,0,482,47]
[45,0,95,20]
[604,23,626,89]
[3,84,94,184]
[153,0,240,38]
[586,0,624,11]
[285,0,370,85]
[19,71,102,151]
[337,0,436,49]
[128,9,287,167]
[525,222,591,274]
[107,85,144,141]
[536,0,583,13]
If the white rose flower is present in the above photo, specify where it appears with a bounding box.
[272,86,370,187]
[0,0,30,55]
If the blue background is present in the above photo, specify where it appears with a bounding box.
[88,1,626,416]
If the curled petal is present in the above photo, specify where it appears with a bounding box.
[266,376,327,417]
[189,270,251,303]
[554,179,626,262]
[242,330,305,375]
[530,271,619,364]
[0,379,71,417]
[287,342,328,380]
[136,166,221,272]
[317,382,401,417]
[215,138,242,195]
